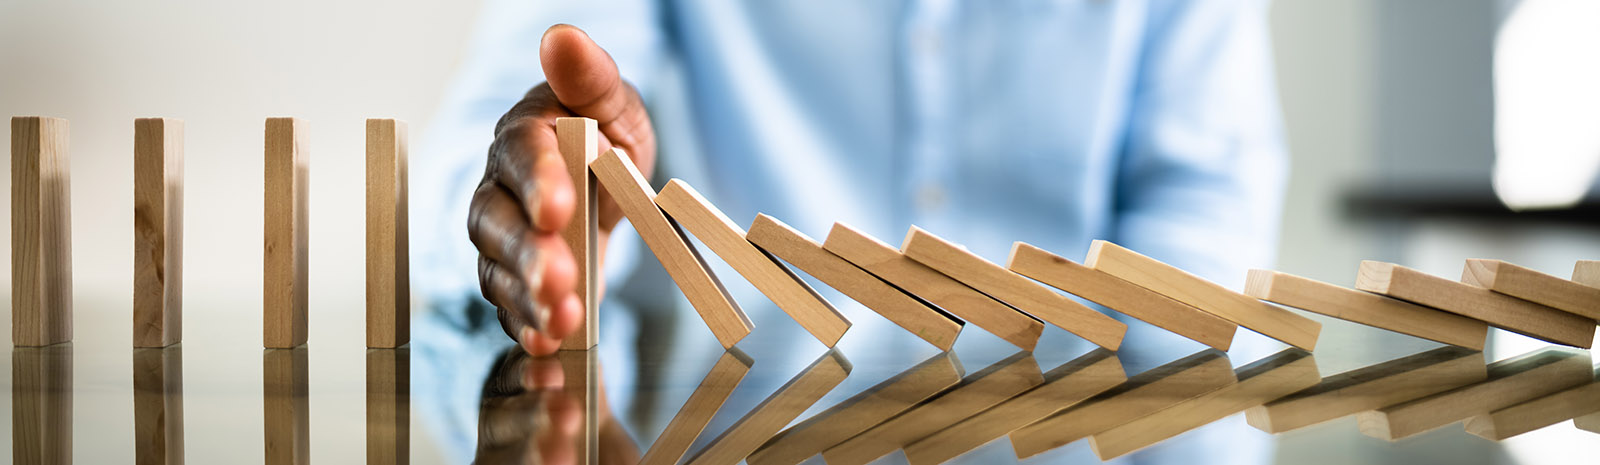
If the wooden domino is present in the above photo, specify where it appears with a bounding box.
[365,119,410,349]
[1577,411,1600,434]
[556,117,599,350]
[133,118,184,348]
[1576,261,1600,287]
[1245,346,1486,433]
[1086,240,1321,350]
[12,346,72,464]
[134,347,183,464]
[366,348,408,465]
[686,351,849,465]
[1357,348,1591,440]
[901,227,1126,350]
[589,148,753,348]
[824,222,1043,350]
[1462,259,1600,320]
[1464,369,1600,440]
[640,349,754,465]
[11,116,72,347]
[1356,261,1595,348]
[745,214,962,350]
[264,118,310,349]
[657,180,852,347]
[1008,242,1237,350]
[1245,270,1488,349]
[263,347,310,464]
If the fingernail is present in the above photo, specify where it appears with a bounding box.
[520,327,538,353]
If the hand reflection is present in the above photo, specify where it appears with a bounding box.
[475,348,638,465]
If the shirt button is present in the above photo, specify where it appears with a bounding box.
[916,185,947,211]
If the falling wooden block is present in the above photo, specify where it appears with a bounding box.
[11,116,72,347]
[657,180,852,347]
[1089,350,1321,460]
[903,350,1124,465]
[263,347,310,465]
[366,119,409,348]
[366,348,408,465]
[1245,346,1486,433]
[264,118,309,349]
[749,352,963,465]
[12,345,71,465]
[1008,350,1237,459]
[685,351,850,465]
[589,148,752,348]
[1086,240,1321,350]
[1356,261,1595,348]
[821,352,1043,465]
[556,117,598,350]
[1576,261,1600,288]
[133,118,184,348]
[639,349,754,465]
[1246,270,1488,349]
[134,347,183,465]
[746,214,962,350]
[824,222,1043,350]
[1357,348,1591,441]
[1008,242,1237,350]
[1465,370,1600,440]
[1462,259,1600,320]
[901,227,1126,350]
[1577,411,1600,434]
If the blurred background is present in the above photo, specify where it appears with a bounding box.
[2,0,1599,463]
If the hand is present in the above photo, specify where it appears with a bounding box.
[469,24,657,355]
[475,348,638,464]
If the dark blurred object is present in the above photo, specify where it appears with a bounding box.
[1343,182,1600,225]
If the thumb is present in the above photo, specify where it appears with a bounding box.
[540,24,641,132]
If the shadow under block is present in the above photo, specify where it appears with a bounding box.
[901,227,1125,350]
[367,348,409,465]
[1465,369,1600,440]
[589,148,752,348]
[264,118,309,348]
[264,347,310,465]
[903,350,1125,465]
[1245,346,1487,433]
[685,351,850,465]
[1245,270,1488,350]
[1462,259,1600,320]
[13,345,72,465]
[821,352,1044,465]
[639,349,754,465]
[1008,350,1238,459]
[1356,348,1591,441]
[1089,350,1321,460]
[366,119,409,348]
[1007,242,1236,350]
[133,118,184,348]
[746,214,962,350]
[748,351,964,465]
[1086,240,1321,350]
[824,222,1043,350]
[134,347,183,465]
[1356,261,1595,348]
[11,116,72,347]
[557,118,598,350]
[1576,261,1600,287]
[657,180,852,347]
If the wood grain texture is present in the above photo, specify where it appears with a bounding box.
[746,214,962,350]
[264,118,309,349]
[1465,370,1600,440]
[903,350,1124,465]
[1576,261,1600,288]
[263,347,309,465]
[133,118,184,348]
[556,117,598,350]
[1357,348,1591,441]
[12,345,72,465]
[685,351,849,465]
[1008,242,1236,350]
[639,349,754,465]
[366,348,408,465]
[589,148,752,348]
[902,228,1125,350]
[824,222,1042,350]
[134,347,183,465]
[1246,269,1488,349]
[1086,240,1321,350]
[11,116,72,347]
[365,119,409,348]
[749,352,963,465]
[1244,346,1486,433]
[1356,261,1595,348]
[1462,259,1600,320]
[657,180,851,347]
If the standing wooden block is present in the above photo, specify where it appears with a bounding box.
[134,347,183,465]
[1356,261,1595,348]
[1086,240,1321,350]
[264,118,309,349]
[657,180,852,347]
[366,348,409,465]
[134,118,184,348]
[556,118,598,350]
[824,222,1043,350]
[1576,260,1600,287]
[12,345,71,465]
[1357,348,1591,440]
[686,351,850,465]
[901,228,1126,350]
[589,148,752,348]
[639,349,754,465]
[1464,370,1600,440]
[746,214,962,350]
[366,119,409,348]
[11,116,72,347]
[263,348,309,464]
[1246,270,1488,349]
[1245,346,1486,433]
[1008,242,1237,351]
[1462,259,1600,320]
